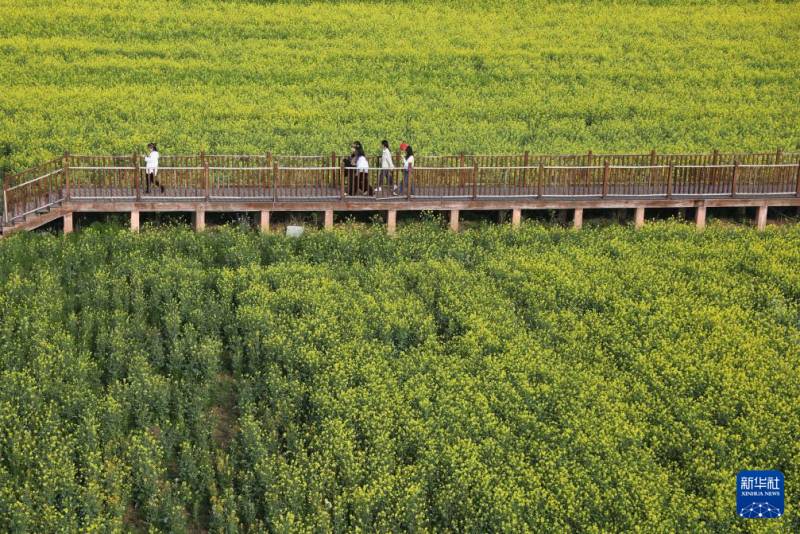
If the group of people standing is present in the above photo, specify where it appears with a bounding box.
[141,140,416,197]
[344,140,414,196]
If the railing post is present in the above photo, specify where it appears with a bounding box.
[265,152,272,199]
[63,151,70,201]
[322,152,336,193]
[795,160,800,198]
[330,151,336,191]
[776,147,782,164]
[407,165,413,201]
[340,157,345,200]
[602,160,609,198]
[472,162,478,200]
[522,150,529,192]
[273,162,279,202]
[586,150,593,189]
[133,153,141,200]
[201,151,209,199]
[650,149,657,185]
[711,148,720,189]
[2,172,7,226]
[537,163,544,198]
[459,152,465,188]
[261,153,269,197]
[731,160,739,197]
[666,163,673,199]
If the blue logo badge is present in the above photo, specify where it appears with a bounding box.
[737,470,784,518]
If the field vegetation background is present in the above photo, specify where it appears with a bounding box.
[2,0,800,530]
[1,0,799,174]
[0,221,798,530]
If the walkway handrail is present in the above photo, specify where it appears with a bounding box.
[3,151,800,225]
[3,156,67,224]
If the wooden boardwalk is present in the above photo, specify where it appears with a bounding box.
[2,150,799,235]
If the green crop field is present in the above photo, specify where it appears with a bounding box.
[1,0,799,174]
[0,221,799,531]
[2,0,799,531]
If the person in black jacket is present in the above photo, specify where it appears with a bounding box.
[344,142,358,196]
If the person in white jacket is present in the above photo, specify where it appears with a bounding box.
[376,139,395,195]
[399,143,414,195]
[354,141,370,195]
[144,143,162,194]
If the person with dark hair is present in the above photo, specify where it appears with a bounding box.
[399,143,414,195]
[344,143,358,196]
[144,142,162,194]
[353,140,370,195]
[377,139,394,196]
[345,141,364,196]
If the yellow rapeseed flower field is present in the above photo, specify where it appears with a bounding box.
[0,0,799,173]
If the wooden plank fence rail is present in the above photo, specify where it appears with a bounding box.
[2,150,800,226]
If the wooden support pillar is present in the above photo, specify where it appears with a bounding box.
[512,208,521,228]
[449,209,459,232]
[63,212,73,234]
[634,207,645,229]
[695,205,706,230]
[324,209,334,230]
[573,208,583,229]
[194,208,205,232]
[260,210,270,233]
[387,209,397,235]
[131,210,140,232]
[756,205,768,231]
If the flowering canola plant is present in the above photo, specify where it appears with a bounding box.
[0,220,798,531]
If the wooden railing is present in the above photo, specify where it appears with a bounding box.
[3,150,800,224]
[4,157,66,223]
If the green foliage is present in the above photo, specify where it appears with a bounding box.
[0,220,798,531]
[1,0,799,173]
